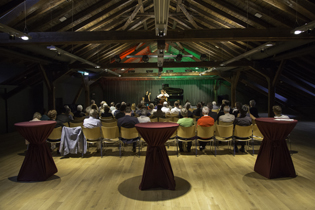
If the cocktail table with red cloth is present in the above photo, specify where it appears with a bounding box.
[14,121,58,181]
[135,122,179,190]
[254,118,298,179]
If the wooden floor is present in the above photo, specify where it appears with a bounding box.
[1,119,315,210]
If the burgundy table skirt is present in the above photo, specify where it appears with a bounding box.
[254,118,297,179]
[135,122,179,190]
[15,121,58,181]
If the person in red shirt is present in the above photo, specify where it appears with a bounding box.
[197,106,215,152]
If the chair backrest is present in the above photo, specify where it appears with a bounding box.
[252,124,263,138]
[63,122,69,127]
[69,122,83,127]
[101,116,113,120]
[197,125,215,139]
[73,116,86,122]
[212,109,219,113]
[216,125,233,138]
[159,117,170,122]
[218,121,233,125]
[121,127,139,139]
[150,118,158,122]
[48,127,62,140]
[101,126,119,139]
[82,127,102,140]
[234,125,253,138]
[173,117,179,122]
[101,121,118,127]
[169,130,177,139]
[177,125,195,139]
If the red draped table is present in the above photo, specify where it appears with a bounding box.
[135,122,179,190]
[254,118,298,179]
[14,121,58,181]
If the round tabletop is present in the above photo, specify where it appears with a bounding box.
[15,120,57,127]
[135,122,179,129]
[255,117,297,124]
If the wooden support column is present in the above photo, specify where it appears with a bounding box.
[39,65,55,110]
[267,60,286,117]
[230,71,241,107]
[72,86,84,104]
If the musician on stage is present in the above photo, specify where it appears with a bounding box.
[157,89,169,100]
[144,91,151,105]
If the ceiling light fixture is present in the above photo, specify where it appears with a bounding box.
[0,23,31,41]
[175,54,183,62]
[291,20,315,35]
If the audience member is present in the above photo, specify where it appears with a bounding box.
[161,101,171,113]
[171,102,181,114]
[110,102,116,112]
[115,104,126,120]
[193,103,203,117]
[273,105,289,119]
[74,105,86,118]
[40,109,50,120]
[218,106,235,124]
[86,100,96,115]
[138,108,151,123]
[113,103,121,116]
[47,110,64,128]
[232,102,242,118]
[153,104,165,118]
[83,109,102,151]
[197,107,215,152]
[56,107,72,124]
[233,105,252,153]
[249,100,259,118]
[177,108,194,152]
[101,105,113,118]
[117,106,139,153]
[207,102,218,122]
[212,101,219,110]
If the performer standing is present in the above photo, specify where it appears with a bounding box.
[144,91,151,105]
[157,89,169,103]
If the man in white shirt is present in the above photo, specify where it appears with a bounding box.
[83,109,102,150]
[171,102,181,114]
[161,101,171,113]
[218,106,235,124]
[273,105,289,119]
[157,89,169,99]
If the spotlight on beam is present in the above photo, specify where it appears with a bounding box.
[142,55,149,63]
[114,55,121,63]
[175,54,182,62]
[200,54,207,61]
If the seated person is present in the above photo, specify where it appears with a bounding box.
[137,108,151,123]
[212,101,219,110]
[64,105,74,120]
[171,102,181,114]
[115,104,126,120]
[83,109,102,151]
[197,107,215,152]
[101,105,113,118]
[273,105,289,119]
[148,103,155,115]
[249,100,259,119]
[233,105,252,153]
[177,108,194,152]
[48,110,64,128]
[117,106,140,153]
[218,106,235,124]
[161,101,171,113]
[113,103,121,116]
[31,112,41,122]
[110,102,116,113]
[135,103,143,116]
[179,102,193,118]
[153,104,165,118]
[193,103,203,117]
[232,102,242,118]
[56,107,72,125]
[207,102,218,121]
[74,105,86,118]
[40,109,50,120]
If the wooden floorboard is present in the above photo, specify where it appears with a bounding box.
[1,120,315,210]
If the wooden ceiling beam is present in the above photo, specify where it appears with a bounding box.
[1,29,314,46]
[71,60,251,69]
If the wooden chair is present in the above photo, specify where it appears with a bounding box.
[82,127,103,157]
[101,121,117,127]
[47,127,62,151]
[150,117,158,122]
[218,121,233,125]
[176,125,197,156]
[172,117,179,123]
[63,122,69,127]
[234,125,253,155]
[214,124,234,156]
[101,116,113,120]
[120,127,140,157]
[165,130,177,149]
[73,116,86,122]
[101,126,121,156]
[159,117,170,122]
[69,122,83,127]
[196,125,216,154]
[252,124,264,154]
